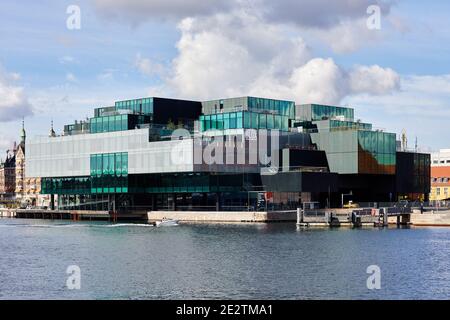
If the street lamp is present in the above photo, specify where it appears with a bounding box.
[341,191,353,208]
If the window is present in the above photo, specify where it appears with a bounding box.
[229,113,237,129]
[122,153,128,175]
[115,153,122,176]
[90,156,96,175]
[259,114,266,129]
[267,114,274,129]
[243,112,250,128]
[251,112,258,129]
[236,112,243,129]
[222,113,229,129]
[217,114,224,130]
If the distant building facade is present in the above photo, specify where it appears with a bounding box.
[0,150,16,200]
[0,121,47,206]
[430,149,450,201]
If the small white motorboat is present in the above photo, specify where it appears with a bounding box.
[155,218,179,227]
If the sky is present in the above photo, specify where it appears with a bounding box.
[1,0,450,153]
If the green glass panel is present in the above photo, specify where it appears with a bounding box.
[267,114,274,129]
[229,112,236,129]
[121,115,127,131]
[102,154,109,175]
[236,112,243,129]
[115,153,122,176]
[243,112,250,128]
[259,114,266,129]
[122,153,128,174]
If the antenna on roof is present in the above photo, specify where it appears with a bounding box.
[401,129,408,151]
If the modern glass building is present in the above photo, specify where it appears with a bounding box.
[26,96,430,211]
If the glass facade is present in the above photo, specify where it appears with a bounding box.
[41,177,90,195]
[202,97,247,114]
[115,97,153,115]
[94,106,116,118]
[199,111,290,132]
[90,152,128,194]
[201,97,295,118]
[297,104,354,122]
[90,114,151,133]
[90,115,128,133]
[128,173,250,194]
[311,104,354,121]
[248,97,295,118]
[358,131,396,174]
[329,120,372,131]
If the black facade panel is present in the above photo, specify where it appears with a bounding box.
[338,174,396,201]
[287,149,329,170]
[261,171,338,192]
[395,152,431,195]
[153,98,202,125]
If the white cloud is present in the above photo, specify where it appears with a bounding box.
[0,65,33,122]
[349,65,400,95]
[288,58,349,104]
[344,74,450,151]
[134,53,166,77]
[66,72,77,82]
[165,13,399,105]
[309,18,384,53]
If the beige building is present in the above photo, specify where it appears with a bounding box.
[0,121,48,207]
[15,121,47,206]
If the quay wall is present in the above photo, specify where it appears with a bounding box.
[410,211,450,226]
[148,210,297,223]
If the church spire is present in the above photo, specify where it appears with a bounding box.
[49,119,56,137]
[20,118,26,144]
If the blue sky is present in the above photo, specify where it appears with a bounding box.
[1,0,450,152]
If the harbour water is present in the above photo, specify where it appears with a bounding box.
[0,218,449,300]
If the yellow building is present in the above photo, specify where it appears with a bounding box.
[430,149,450,201]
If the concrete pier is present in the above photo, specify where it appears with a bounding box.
[409,211,450,226]
[148,210,297,223]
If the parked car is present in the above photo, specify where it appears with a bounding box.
[344,201,359,208]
